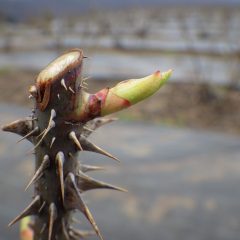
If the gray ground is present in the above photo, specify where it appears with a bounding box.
[1,104,240,240]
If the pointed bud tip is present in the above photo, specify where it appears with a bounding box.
[160,68,173,79]
[108,68,173,106]
[153,69,173,81]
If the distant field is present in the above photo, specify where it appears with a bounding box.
[0,6,239,87]
[0,6,239,134]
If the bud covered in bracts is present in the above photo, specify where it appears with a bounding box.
[71,69,172,122]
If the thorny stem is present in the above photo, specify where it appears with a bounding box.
[2,48,172,240]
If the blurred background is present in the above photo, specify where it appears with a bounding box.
[0,0,240,240]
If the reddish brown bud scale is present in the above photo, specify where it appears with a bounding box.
[88,94,102,118]
[101,90,131,115]
[34,49,83,111]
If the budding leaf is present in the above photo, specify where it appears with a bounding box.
[72,69,172,121]
[102,69,172,115]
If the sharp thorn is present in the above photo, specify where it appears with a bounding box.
[69,86,75,94]
[65,173,103,240]
[80,137,120,162]
[81,202,103,240]
[70,154,104,172]
[83,117,118,138]
[76,171,127,193]
[56,152,65,203]
[40,223,47,234]
[2,118,33,138]
[83,126,94,132]
[65,172,77,192]
[50,137,56,148]
[62,219,70,240]
[31,120,55,151]
[69,131,83,151]
[48,203,57,240]
[82,76,90,82]
[80,164,105,173]
[25,155,50,191]
[36,128,46,139]
[61,78,68,91]
[79,84,88,89]
[31,109,56,151]
[64,172,80,210]
[38,201,46,213]
[50,109,57,119]
[8,195,40,227]
[91,117,118,129]
[17,127,39,143]
[49,120,55,128]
